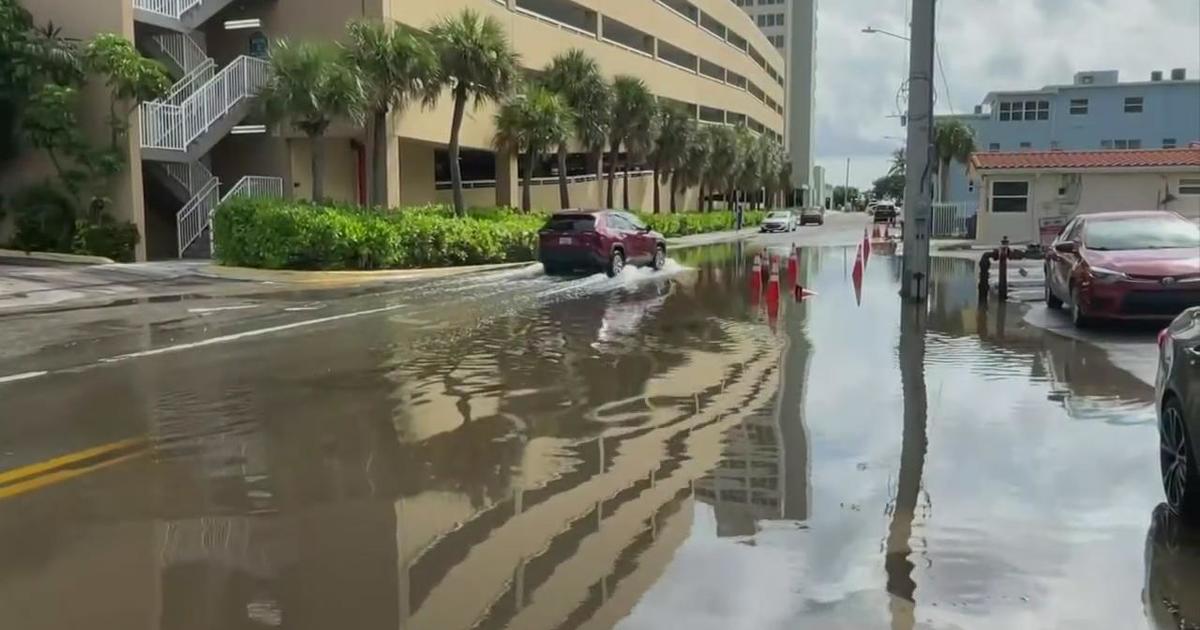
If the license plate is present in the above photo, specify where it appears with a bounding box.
[558,237,573,245]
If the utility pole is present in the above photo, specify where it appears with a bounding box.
[844,158,851,210]
[900,0,936,301]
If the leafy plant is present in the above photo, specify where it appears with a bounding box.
[493,83,572,212]
[429,9,520,217]
[540,49,610,209]
[934,120,976,201]
[345,20,440,206]
[260,41,366,202]
[9,182,76,252]
[72,212,139,261]
[650,102,695,214]
[607,75,658,210]
[82,33,170,150]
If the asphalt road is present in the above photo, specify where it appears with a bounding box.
[0,212,1185,630]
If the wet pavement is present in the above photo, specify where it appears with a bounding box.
[0,216,1189,629]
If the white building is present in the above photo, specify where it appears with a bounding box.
[970,147,1200,245]
[735,0,817,202]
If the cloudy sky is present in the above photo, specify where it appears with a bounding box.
[812,0,1200,189]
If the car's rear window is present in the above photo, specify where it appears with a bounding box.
[1084,217,1200,251]
[767,212,791,219]
[545,215,596,232]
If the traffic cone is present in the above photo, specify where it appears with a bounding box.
[767,258,781,328]
[787,248,799,288]
[862,229,871,266]
[794,284,818,301]
[852,244,864,306]
[872,224,880,239]
[749,254,762,304]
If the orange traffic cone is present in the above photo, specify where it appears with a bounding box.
[862,229,871,266]
[767,258,781,328]
[787,249,799,288]
[852,244,864,306]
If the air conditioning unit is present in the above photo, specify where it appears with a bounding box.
[1151,70,1164,82]
[1172,68,1187,81]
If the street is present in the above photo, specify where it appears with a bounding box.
[0,213,1187,629]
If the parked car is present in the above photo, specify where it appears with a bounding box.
[1156,306,1200,519]
[538,210,666,277]
[871,201,898,223]
[1045,211,1200,327]
[760,210,797,233]
[799,206,825,226]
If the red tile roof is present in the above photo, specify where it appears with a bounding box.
[970,147,1200,171]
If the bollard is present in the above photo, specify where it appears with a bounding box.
[998,235,1010,302]
[978,253,992,302]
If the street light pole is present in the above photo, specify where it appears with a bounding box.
[844,158,851,210]
[900,0,936,301]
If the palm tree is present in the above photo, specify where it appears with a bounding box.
[649,103,694,214]
[888,147,906,177]
[539,49,610,209]
[493,84,572,212]
[732,127,760,210]
[607,75,657,210]
[705,125,738,212]
[260,41,365,202]
[345,20,440,207]
[678,128,711,212]
[933,120,976,201]
[429,9,520,216]
[776,157,793,208]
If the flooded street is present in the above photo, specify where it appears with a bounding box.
[0,221,1189,629]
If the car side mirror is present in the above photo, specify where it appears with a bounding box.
[1054,242,1078,254]
[638,226,650,233]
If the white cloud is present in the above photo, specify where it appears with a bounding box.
[813,0,1200,189]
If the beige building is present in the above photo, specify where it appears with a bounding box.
[970,147,1200,245]
[8,0,786,260]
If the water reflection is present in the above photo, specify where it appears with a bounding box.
[1144,505,1200,629]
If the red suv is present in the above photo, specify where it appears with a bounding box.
[538,210,667,277]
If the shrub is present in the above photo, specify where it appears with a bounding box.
[213,198,761,271]
[72,215,139,262]
[213,198,541,270]
[9,182,77,252]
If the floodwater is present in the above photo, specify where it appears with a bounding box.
[0,239,1191,629]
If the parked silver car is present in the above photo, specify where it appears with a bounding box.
[1158,306,1200,519]
[799,206,825,226]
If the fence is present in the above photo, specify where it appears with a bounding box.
[931,202,973,239]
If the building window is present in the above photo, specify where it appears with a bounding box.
[1164,138,1178,149]
[1101,140,1113,149]
[1124,96,1144,113]
[999,100,1049,121]
[1050,141,1061,150]
[990,181,1030,213]
[1180,179,1200,195]
[1069,99,1089,115]
[1109,139,1142,150]
[1019,142,1032,150]
[988,143,1001,152]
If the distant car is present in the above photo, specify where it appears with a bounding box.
[538,210,666,277]
[1156,307,1200,520]
[799,206,825,226]
[871,202,898,223]
[759,211,796,233]
[1045,211,1200,327]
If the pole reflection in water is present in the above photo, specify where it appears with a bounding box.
[886,302,929,630]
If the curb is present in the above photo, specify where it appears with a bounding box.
[0,249,115,266]
[201,261,534,285]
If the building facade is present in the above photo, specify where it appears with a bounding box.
[7,0,787,260]
[939,69,1200,212]
[733,0,817,200]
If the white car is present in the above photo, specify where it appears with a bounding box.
[759,211,797,233]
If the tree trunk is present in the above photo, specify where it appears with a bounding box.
[939,159,950,202]
[557,144,570,208]
[669,176,678,214]
[448,89,468,216]
[707,185,715,212]
[623,161,631,210]
[606,140,619,209]
[371,110,388,207]
[522,148,536,212]
[311,133,326,202]
[652,165,661,214]
[698,182,706,213]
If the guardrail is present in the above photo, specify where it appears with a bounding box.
[931,202,973,238]
[134,0,202,19]
[176,175,282,257]
[433,170,654,191]
[141,55,270,153]
[154,32,207,73]
[163,160,213,197]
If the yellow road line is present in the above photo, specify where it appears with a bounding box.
[0,438,145,487]
[0,452,143,501]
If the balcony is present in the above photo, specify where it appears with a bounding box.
[514,0,598,37]
[601,16,654,57]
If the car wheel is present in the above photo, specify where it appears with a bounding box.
[543,262,559,276]
[1045,272,1063,309]
[1070,286,1089,328]
[1161,395,1200,520]
[652,244,666,271]
[607,249,626,277]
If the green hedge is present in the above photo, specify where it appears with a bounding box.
[213,198,765,270]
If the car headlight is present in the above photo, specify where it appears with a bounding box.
[1090,266,1128,284]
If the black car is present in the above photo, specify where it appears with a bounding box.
[871,202,898,223]
[1157,307,1200,519]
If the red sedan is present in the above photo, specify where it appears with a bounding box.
[538,210,666,277]
[1045,211,1200,327]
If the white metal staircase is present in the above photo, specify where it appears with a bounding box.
[177,174,283,258]
[140,55,270,163]
[133,0,239,32]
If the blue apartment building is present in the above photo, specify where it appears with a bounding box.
[939,68,1200,211]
